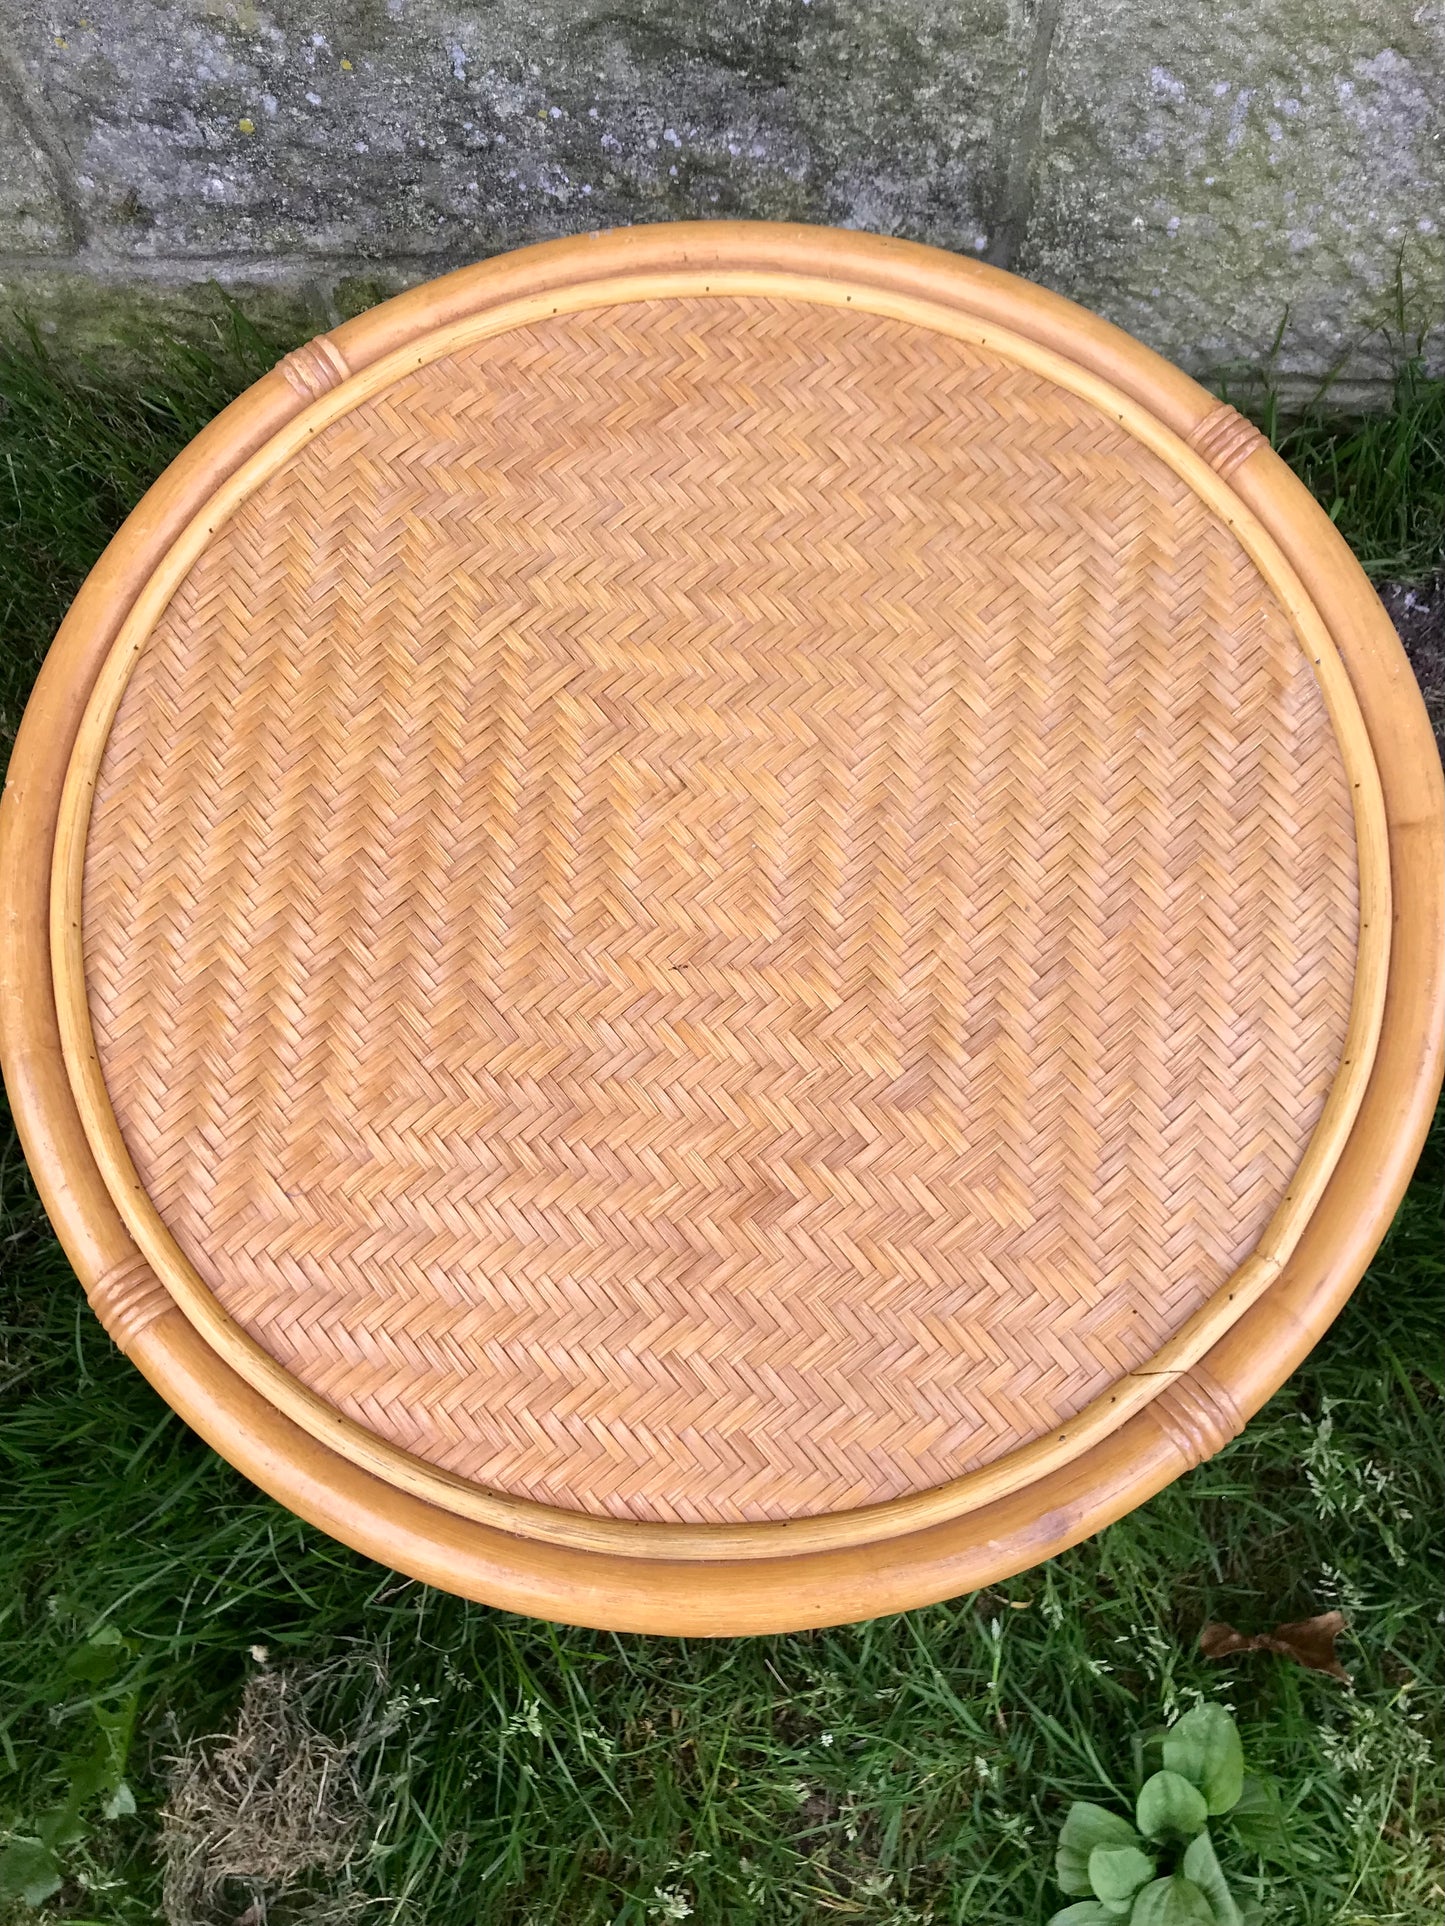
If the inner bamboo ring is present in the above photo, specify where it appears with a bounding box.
[51,268,1389,1559]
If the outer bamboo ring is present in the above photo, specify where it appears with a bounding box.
[48,268,1390,1560]
[2,223,1440,1633]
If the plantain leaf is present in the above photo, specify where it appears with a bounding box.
[1131,1876,1217,1926]
[1058,1803,1142,1894]
[1049,1906,1118,1926]
[1090,1845,1157,1906]
[1165,1706,1245,1814]
[1182,1830,1243,1926]
[1137,1771,1209,1840]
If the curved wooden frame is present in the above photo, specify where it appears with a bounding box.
[2,223,1440,1632]
[48,267,1392,1559]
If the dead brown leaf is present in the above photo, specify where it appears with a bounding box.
[1199,1611,1350,1683]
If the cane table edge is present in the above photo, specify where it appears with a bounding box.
[2,224,1440,1631]
[49,264,1390,1558]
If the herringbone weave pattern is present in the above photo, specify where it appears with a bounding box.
[82,298,1359,1523]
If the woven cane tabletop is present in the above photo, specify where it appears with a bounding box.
[9,226,1438,1629]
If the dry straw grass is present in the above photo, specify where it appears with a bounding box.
[160,1661,381,1926]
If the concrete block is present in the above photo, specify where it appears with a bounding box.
[1,1,1021,264]
[0,78,73,252]
[1024,0,1445,390]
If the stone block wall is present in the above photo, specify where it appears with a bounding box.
[1,1,1441,397]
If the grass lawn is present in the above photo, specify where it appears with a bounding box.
[0,315,1441,1926]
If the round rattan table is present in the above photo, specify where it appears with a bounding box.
[2,224,1440,1634]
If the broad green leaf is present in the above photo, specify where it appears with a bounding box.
[64,1625,126,1684]
[1137,1771,1208,1840]
[1230,1775,1273,1817]
[102,1779,137,1820]
[1131,1876,1216,1926]
[1183,1831,1242,1926]
[65,1742,116,1806]
[0,1838,63,1907]
[1165,1706,1245,1815]
[35,1801,87,1849]
[1090,1845,1157,1906]
[1048,1906,1117,1926]
[1230,1774,1297,1866]
[1057,1804,1141,1894]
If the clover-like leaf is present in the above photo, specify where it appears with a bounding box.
[1137,1771,1208,1840]
[1048,1905,1117,1926]
[1058,1803,1142,1894]
[1182,1830,1242,1926]
[0,1838,64,1908]
[1090,1844,1157,1909]
[1165,1706,1245,1815]
[1130,1876,1216,1926]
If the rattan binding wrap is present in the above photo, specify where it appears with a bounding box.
[5,224,1439,1632]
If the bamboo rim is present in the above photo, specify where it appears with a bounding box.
[48,263,1390,1562]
